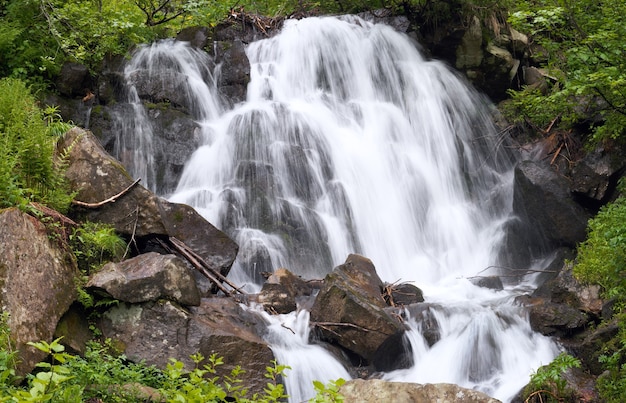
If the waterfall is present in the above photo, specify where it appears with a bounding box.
[118,15,560,403]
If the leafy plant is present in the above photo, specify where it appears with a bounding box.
[311,378,346,403]
[8,338,83,402]
[0,77,75,212]
[524,352,581,403]
[70,221,127,274]
[506,0,626,146]
[573,195,626,303]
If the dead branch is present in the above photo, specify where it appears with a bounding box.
[72,179,141,208]
[163,237,246,296]
[312,321,370,332]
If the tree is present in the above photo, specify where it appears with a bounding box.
[506,0,626,145]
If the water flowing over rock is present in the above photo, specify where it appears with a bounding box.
[339,379,502,403]
[0,208,78,376]
[87,252,201,306]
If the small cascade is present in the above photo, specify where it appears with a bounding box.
[113,39,222,193]
[115,15,561,403]
[252,307,352,402]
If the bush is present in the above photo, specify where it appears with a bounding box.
[573,195,626,302]
[0,77,74,212]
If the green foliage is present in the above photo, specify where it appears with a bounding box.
[573,195,626,302]
[506,0,626,145]
[596,321,626,403]
[0,312,18,391]
[70,221,127,274]
[9,338,83,402]
[311,378,346,403]
[524,352,581,403]
[0,330,346,403]
[0,77,75,212]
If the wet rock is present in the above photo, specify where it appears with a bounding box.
[309,254,404,361]
[522,297,589,337]
[383,282,425,306]
[0,208,78,377]
[87,252,201,306]
[470,276,504,291]
[258,268,318,314]
[213,39,250,105]
[339,379,502,403]
[511,160,590,250]
[533,260,603,317]
[59,127,238,287]
[371,331,413,372]
[99,298,274,395]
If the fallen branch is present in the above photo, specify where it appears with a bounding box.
[72,179,141,208]
[311,321,371,333]
[162,237,246,296]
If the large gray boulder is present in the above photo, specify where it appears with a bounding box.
[309,254,404,362]
[339,379,501,403]
[87,252,201,306]
[99,298,274,395]
[0,208,78,376]
[58,127,238,285]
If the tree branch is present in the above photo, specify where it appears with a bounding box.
[72,179,141,208]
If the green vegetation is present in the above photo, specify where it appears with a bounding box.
[0,77,74,213]
[523,352,581,402]
[573,192,626,402]
[0,318,344,402]
[504,0,626,146]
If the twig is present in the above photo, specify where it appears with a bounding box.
[72,179,141,208]
[312,321,371,332]
[123,207,140,260]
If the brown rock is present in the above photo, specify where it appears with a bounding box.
[0,208,78,376]
[309,254,404,361]
[87,252,201,306]
[339,379,501,403]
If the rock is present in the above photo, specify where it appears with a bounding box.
[212,39,251,105]
[99,298,274,395]
[568,319,619,375]
[56,61,93,98]
[370,331,413,372]
[512,160,590,250]
[309,254,404,361]
[176,26,211,49]
[383,282,425,306]
[87,252,201,306]
[522,297,589,337]
[258,268,318,313]
[0,208,78,376]
[470,276,504,291]
[58,127,238,290]
[570,145,626,205]
[339,379,501,403]
[54,304,93,355]
[456,16,483,69]
[533,260,603,317]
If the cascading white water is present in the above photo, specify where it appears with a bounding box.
[118,15,560,403]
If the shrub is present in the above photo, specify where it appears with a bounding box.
[0,77,74,212]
